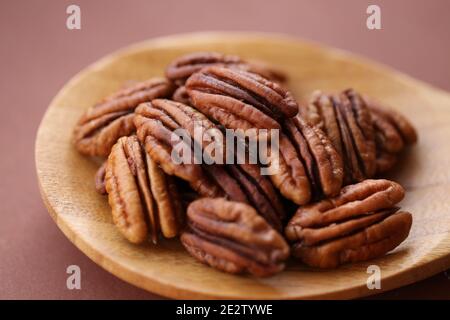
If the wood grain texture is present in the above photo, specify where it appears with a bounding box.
[35,32,450,299]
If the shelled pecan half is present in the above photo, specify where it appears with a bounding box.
[134,100,225,198]
[261,114,343,205]
[104,135,184,244]
[285,179,412,268]
[185,66,298,131]
[304,89,376,184]
[228,163,285,230]
[166,51,286,85]
[73,78,175,157]
[365,98,418,173]
[285,115,344,199]
[181,198,290,277]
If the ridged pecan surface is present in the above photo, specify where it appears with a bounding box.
[73,78,175,157]
[105,135,184,243]
[166,51,286,85]
[134,100,225,198]
[185,66,298,131]
[305,89,377,183]
[285,179,412,268]
[181,198,290,277]
[366,98,418,173]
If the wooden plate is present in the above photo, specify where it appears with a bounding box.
[35,32,450,299]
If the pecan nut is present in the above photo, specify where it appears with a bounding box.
[181,198,290,277]
[375,151,398,174]
[134,100,226,198]
[262,114,343,205]
[73,78,175,157]
[134,100,285,228]
[227,163,285,230]
[305,89,376,184]
[285,179,412,268]
[365,98,418,173]
[105,135,184,243]
[166,51,286,85]
[285,114,344,199]
[185,66,298,131]
[367,98,418,146]
[265,132,311,205]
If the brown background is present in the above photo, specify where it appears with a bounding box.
[1,0,449,299]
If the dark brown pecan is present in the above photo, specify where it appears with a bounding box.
[237,59,287,84]
[73,78,175,157]
[285,179,411,268]
[371,111,404,153]
[367,98,418,145]
[365,98,417,174]
[304,89,376,184]
[104,136,184,244]
[134,100,225,198]
[193,163,284,231]
[166,52,286,85]
[185,66,298,130]
[181,198,290,277]
[285,115,343,199]
[228,163,284,231]
[134,99,286,228]
[339,89,377,180]
[375,151,398,174]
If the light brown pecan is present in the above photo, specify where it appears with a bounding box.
[285,179,412,268]
[104,135,184,244]
[73,78,175,157]
[166,52,286,85]
[181,198,290,277]
[185,66,298,131]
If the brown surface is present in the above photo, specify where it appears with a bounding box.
[1,0,450,299]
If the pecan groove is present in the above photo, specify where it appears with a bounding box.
[134,100,225,198]
[105,136,184,244]
[305,90,377,183]
[366,98,418,173]
[73,78,175,157]
[285,179,411,268]
[185,66,298,131]
[181,198,290,277]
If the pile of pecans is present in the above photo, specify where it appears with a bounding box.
[73,52,416,276]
